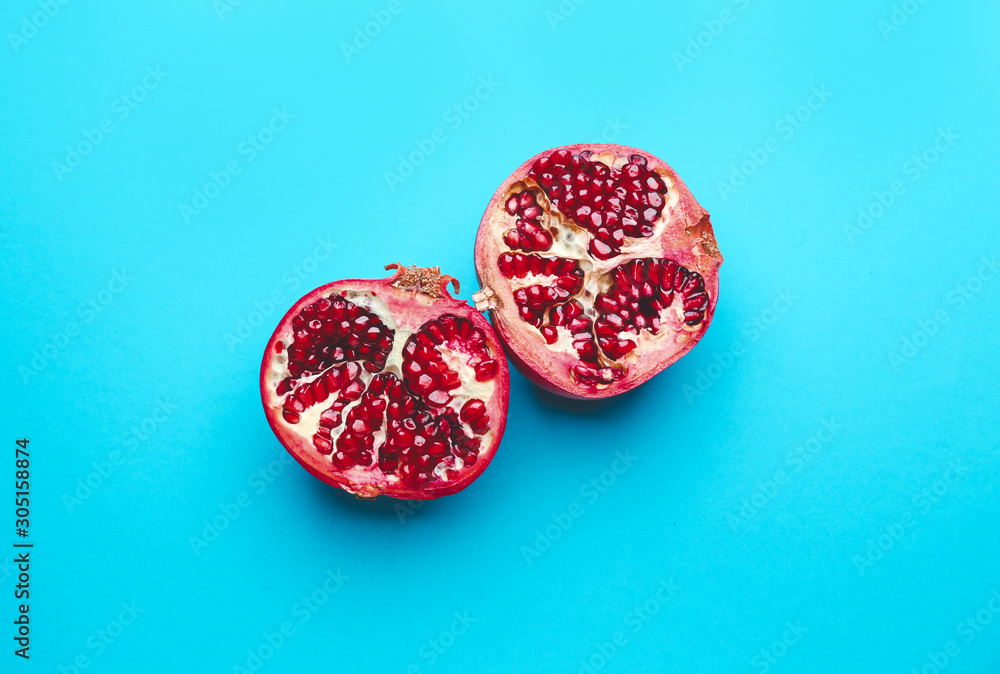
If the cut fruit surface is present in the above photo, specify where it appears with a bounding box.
[474,144,723,399]
[261,264,509,500]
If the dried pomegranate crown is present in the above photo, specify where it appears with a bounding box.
[385,263,459,297]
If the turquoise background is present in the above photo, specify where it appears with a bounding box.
[2,0,999,672]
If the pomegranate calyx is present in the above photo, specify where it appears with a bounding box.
[353,485,380,500]
[384,263,460,298]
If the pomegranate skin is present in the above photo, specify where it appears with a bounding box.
[475,144,723,400]
[260,266,509,500]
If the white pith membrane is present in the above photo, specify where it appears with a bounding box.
[263,289,497,491]
[486,150,708,390]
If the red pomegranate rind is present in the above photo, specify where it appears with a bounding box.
[474,144,722,399]
[260,265,509,500]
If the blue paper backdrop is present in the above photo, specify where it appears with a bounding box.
[2,1,999,672]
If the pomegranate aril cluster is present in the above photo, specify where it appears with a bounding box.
[402,314,499,408]
[327,373,392,467]
[378,393,483,487]
[284,295,394,379]
[503,190,552,252]
[542,300,624,387]
[493,249,622,384]
[595,258,708,360]
[274,296,500,488]
[527,150,668,260]
[309,371,487,488]
[281,360,365,426]
[496,253,583,327]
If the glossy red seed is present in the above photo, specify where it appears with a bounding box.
[474,359,498,381]
[595,296,617,313]
[673,268,689,292]
[312,379,328,403]
[574,340,597,359]
[426,390,451,406]
[595,320,618,338]
[460,399,487,422]
[590,240,614,259]
[332,451,354,468]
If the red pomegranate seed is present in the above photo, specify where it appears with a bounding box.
[501,189,553,253]
[460,399,487,422]
[511,151,673,263]
[474,359,498,381]
[590,240,615,259]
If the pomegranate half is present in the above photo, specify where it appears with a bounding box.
[260,264,509,499]
[474,144,722,399]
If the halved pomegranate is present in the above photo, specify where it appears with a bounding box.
[260,264,509,500]
[474,144,722,399]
